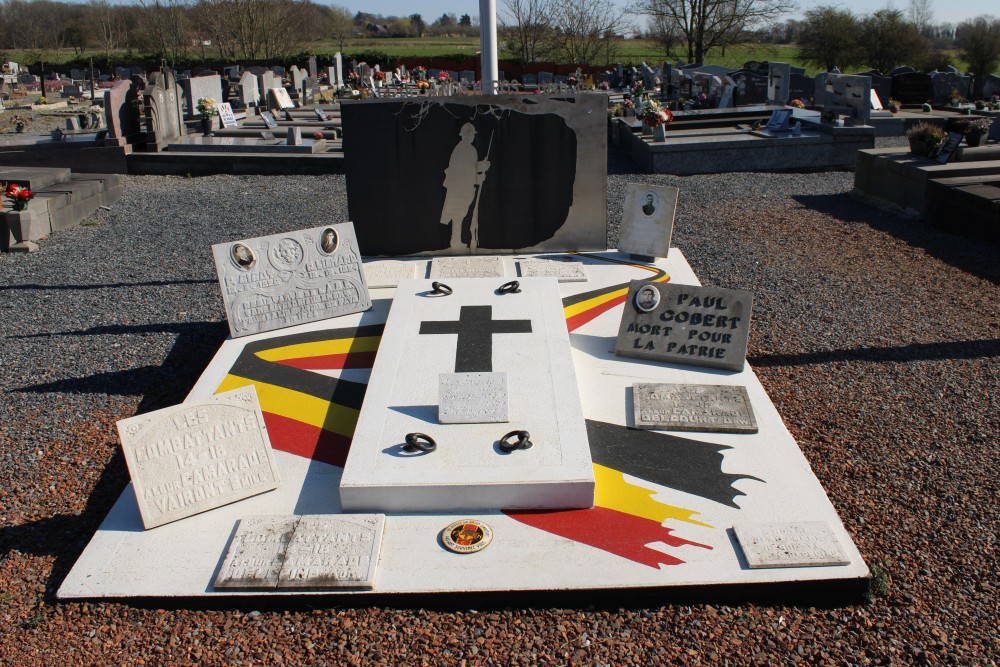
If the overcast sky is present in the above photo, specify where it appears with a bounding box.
[342,0,997,29]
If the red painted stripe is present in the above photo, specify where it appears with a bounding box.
[566,294,628,332]
[262,411,351,468]
[273,351,378,370]
[505,506,710,569]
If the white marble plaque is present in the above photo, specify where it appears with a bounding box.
[215,514,385,589]
[615,281,753,372]
[117,386,281,529]
[363,260,418,288]
[439,372,509,423]
[734,522,851,569]
[269,86,294,109]
[633,383,757,433]
[429,256,505,279]
[518,258,587,282]
[212,222,371,337]
[217,102,237,128]
[619,184,679,259]
[339,278,594,512]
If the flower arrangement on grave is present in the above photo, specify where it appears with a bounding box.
[412,65,426,81]
[417,80,429,90]
[887,99,902,113]
[691,92,717,109]
[36,95,48,105]
[4,182,36,211]
[789,99,805,109]
[312,131,324,140]
[641,99,673,127]
[196,97,218,118]
[438,71,451,83]
[821,110,838,123]
[905,122,945,157]
[597,81,609,91]
[630,81,645,98]
[567,75,578,87]
[974,99,985,110]
[950,87,963,105]
[10,115,27,133]
[373,70,385,81]
[67,96,77,105]
[922,102,932,112]
[608,103,622,118]
[991,95,1000,110]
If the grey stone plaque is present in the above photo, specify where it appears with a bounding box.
[268,86,294,110]
[632,383,757,433]
[212,222,371,337]
[117,386,281,529]
[215,514,385,589]
[518,258,587,282]
[614,281,753,372]
[429,256,505,279]
[363,260,418,288]
[733,521,850,569]
[439,372,509,424]
[618,184,679,259]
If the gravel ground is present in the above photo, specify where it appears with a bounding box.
[1,137,998,665]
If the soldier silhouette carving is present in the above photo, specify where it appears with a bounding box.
[440,123,491,248]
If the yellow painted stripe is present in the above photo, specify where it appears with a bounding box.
[254,336,381,363]
[563,287,629,319]
[216,374,359,437]
[594,463,711,528]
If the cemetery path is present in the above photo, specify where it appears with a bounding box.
[0,161,997,665]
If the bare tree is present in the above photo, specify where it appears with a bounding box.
[192,0,323,61]
[630,0,798,64]
[324,4,353,52]
[548,0,630,65]
[88,0,127,58]
[135,0,192,63]
[907,0,934,34]
[500,0,556,64]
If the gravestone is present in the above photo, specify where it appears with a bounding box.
[460,70,475,83]
[143,69,185,151]
[891,72,932,105]
[363,260,417,288]
[333,52,344,87]
[237,71,260,108]
[314,107,328,121]
[870,89,883,110]
[522,73,537,85]
[103,78,143,147]
[259,71,279,100]
[287,126,302,146]
[614,281,753,372]
[214,515,384,589]
[211,222,371,337]
[268,86,295,110]
[517,258,587,282]
[987,117,1000,143]
[788,73,813,104]
[65,116,81,131]
[224,65,240,80]
[339,277,595,512]
[289,66,305,93]
[931,71,972,104]
[271,66,285,76]
[343,95,608,256]
[734,522,850,568]
[692,64,731,78]
[632,383,757,432]
[217,102,237,128]
[178,74,223,119]
[981,74,1000,101]
[888,66,915,76]
[61,84,82,98]
[430,256,506,278]
[856,70,891,109]
[936,132,962,164]
[116,386,280,529]
[70,68,86,81]
[618,184,679,259]
[767,62,791,104]
[764,108,792,131]
[308,56,318,80]
[116,66,131,79]
[259,111,278,129]
[730,69,768,106]
[821,73,871,124]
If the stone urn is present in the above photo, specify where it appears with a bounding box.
[965,129,985,148]
[908,137,933,157]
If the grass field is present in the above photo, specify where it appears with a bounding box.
[2,38,987,79]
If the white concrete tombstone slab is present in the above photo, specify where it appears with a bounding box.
[269,86,294,110]
[215,514,385,589]
[517,258,588,282]
[363,260,419,288]
[117,386,280,529]
[217,102,237,128]
[734,521,850,569]
[339,277,594,512]
[429,256,506,279]
[618,184,679,259]
[439,372,509,423]
[615,280,753,372]
[211,222,371,337]
[632,383,757,433]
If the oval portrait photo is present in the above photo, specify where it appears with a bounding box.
[231,243,255,269]
[320,227,339,254]
[634,284,661,313]
[641,191,659,216]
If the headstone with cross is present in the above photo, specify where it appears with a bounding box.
[339,277,595,512]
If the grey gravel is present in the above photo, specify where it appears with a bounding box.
[1,139,997,664]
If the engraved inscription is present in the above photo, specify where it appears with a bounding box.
[212,222,371,337]
[633,383,757,433]
[117,386,281,529]
[439,372,509,424]
[734,521,851,569]
[518,258,587,282]
[364,260,418,288]
[215,514,385,589]
[429,256,505,279]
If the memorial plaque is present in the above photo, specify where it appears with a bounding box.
[269,86,294,109]
[429,256,505,279]
[632,383,757,432]
[518,258,587,282]
[364,260,419,288]
[117,386,281,529]
[618,184,679,259]
[614,281,753,372]
[217,102,237,128]
[314,107,328,121]
[260,111,278,129]
[340,278,594,512]
[936,132,962,164]
[215,514,385,589]
[439,372,509,423]
[733,521,850,568]
[212,222,371,337]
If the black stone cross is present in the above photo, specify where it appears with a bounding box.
[419,305,532,372]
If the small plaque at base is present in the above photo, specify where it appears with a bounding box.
[633,383,757,432]
[439,372,509,423]
[733,521,850,569]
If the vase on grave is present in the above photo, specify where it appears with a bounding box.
[641,122,653,136]
[908,138,932,156]
[200,115,212,136]
[965,129,985,147]
[652,124,666,142]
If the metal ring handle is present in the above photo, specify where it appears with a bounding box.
[497,280,521,294]
[431,281,453,296]
[403,432,437,453]
[499,430,532,452]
